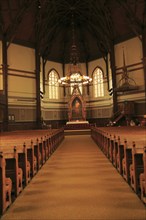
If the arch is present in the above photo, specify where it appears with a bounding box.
[48,69,59,99]
[92,66,105,78]
[47,68,60,80]
[92,66,104,97]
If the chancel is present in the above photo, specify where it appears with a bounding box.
[0,1,146,220]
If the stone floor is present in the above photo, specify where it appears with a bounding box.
[1,135,146,220]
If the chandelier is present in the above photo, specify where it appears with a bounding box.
[58,14,92,86]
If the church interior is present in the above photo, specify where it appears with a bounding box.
[0,0,146,219]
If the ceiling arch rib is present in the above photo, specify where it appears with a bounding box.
[0,0,144,63]
[117,0,143,41]
[5,0,36,48]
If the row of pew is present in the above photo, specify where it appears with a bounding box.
[91,126,146,205]
[0,128,64,216]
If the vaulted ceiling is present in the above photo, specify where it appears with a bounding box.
[0,0,145,63]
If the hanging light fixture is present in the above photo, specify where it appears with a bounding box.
[58,14,92,86]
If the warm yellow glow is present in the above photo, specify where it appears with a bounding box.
[58,73,92,86]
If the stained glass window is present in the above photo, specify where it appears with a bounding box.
[93,67,104,97]
[48,70,59,99]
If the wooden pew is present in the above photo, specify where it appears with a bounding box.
[130,143,144,195]
[103,132,111,159]
[108,134,115,164]
[16,145,31,186]
[116,137,125,175]
[91,126,146,204]
[140,147,146,204]
[0,153,12,215]
[26,141,37,177]
[121,140,132,184]
[0,128,65,215]
[1,148,23,200]
[0,140,31,187]
[41,135,49,161]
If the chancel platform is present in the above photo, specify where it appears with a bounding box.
[64,121,91,135]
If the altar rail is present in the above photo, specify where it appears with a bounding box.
[0,128,64,215]
[64,123,94,130]
[91,126,146,204]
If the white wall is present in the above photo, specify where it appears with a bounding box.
[115,37,143,67]
[7,44,36,106]
[8,44,35,71]
[6,43,36,121]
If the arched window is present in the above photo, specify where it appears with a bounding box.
[70,73,83,94]
[48,70,59,99]
[93,67,104,97]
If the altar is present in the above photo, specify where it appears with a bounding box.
[66,120,89,125]
[65,120,90,130]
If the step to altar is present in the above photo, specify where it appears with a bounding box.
[64,129,91,136]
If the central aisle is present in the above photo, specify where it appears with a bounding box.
[1,135,146,220]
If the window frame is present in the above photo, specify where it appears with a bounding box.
[48,69,59,99]
[92,67,104,98]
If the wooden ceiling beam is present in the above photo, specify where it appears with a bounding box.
[117,0,142,41]
[0,2,4,34]
[74,5,112,41]
[102,3,114,38]
[39,9,71,54]
[36,1,70,48]
[42,25,62,60]
[78,23,90,62]
[74,9,112,50]
[7,0,13,22]
[6,0,36,48]
[85,21,109,58]
[60,26,70,64]
[37,0,113,61]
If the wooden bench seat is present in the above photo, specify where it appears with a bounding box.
[16,145,31,186]
[0,149,23,202]
[0,154,12,215]
[91,126,146,204]
[116,136,125,175]
[129,144,144,194]
[0,128,64,215]
[122,140,133,183]
[140,147,146,204]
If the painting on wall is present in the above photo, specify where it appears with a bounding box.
[72,98,82,120]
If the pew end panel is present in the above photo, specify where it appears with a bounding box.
[122,141,132,184]
[17,145,31,186]
[130,145,144,195]
[140,146,146,204]
[113,136,118,168]
[34,141,42,171]
[39,138,46,165]
[116,137,125,175]
[109,136,114,163]
[0,154,12,215]
[5,151,23,199]
[26,144,37,177]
